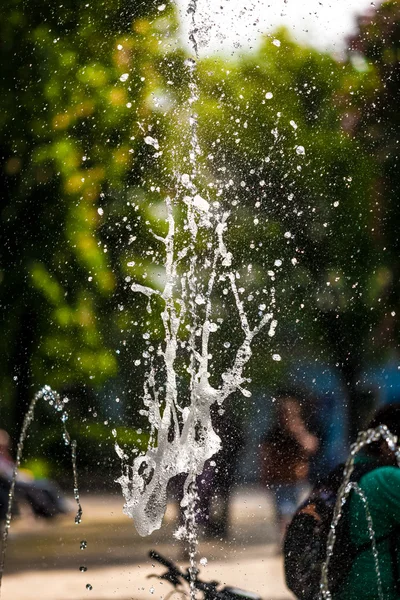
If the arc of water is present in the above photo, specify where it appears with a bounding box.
[320,425,400,600]
[0,386,82,594]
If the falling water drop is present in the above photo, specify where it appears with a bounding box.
[144,136,160,150]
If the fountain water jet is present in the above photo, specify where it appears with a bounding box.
[116,195,273,537]
[116,0,274,541]
[0,386,82,595]
[320,424,400,600]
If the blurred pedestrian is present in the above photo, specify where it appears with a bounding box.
[260,395,319,539]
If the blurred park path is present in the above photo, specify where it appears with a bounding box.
[1,485,294,600]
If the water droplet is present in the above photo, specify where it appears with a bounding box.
[272,39,281,47]
[157,3,166,10]
[80,566,87,572]
[200,557,208,566]
[290,120,298,130]
[149,586,155,594]
[144,136,160,150]
[265,92,273,99]
[86,584,93,591]
[272,354,281,362]
[184,58,196,69]
[97,207,104,216]
[193,194,209,212]
[284,231,292,239]
[295,145,305,155]
[119,73,129,82]
[223,342,231,349]
[274,259,282,267]
[80,540,87,550]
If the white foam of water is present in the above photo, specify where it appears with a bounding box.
[116,0,272,542]
[116,196,272,536]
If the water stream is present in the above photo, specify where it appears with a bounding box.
[0,386,82,595]
[116,0,273,541]
[320,425,400,600]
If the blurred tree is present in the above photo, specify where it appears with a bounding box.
[348,2,400,342]
[189,31,381,438]
[332,0,400,435]
[0,0,183,434]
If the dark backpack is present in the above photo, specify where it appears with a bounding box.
[283,463,377,600]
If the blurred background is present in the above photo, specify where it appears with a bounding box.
[0,0,399,597]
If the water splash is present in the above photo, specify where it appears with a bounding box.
[0,385,83,593]
[116,194,272,536]
[320,425,400,599]
[116,1,272,539]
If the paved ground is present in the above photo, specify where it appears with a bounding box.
[0,486,294,600]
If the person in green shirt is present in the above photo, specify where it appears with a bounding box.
[336,404,400,600]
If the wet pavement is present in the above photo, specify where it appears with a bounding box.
[1,486,294,600]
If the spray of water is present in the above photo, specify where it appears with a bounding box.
[0,385,82,594]
[116,1,273,540]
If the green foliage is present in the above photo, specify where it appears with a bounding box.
[187,31,380,393]
[0,0,182,430]
[347,0,400,360]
